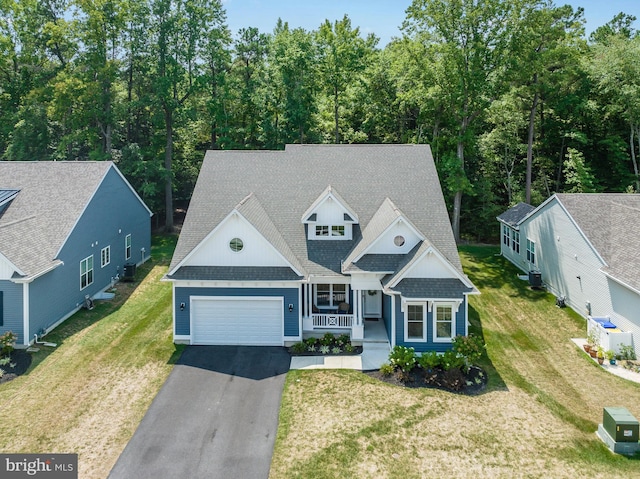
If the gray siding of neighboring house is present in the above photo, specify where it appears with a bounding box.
[174,286,300,337]
[0,281,24,343]
[393,296,466,353]
[28,167,151,341]
[505,198,640,357]
[499,224,524,267]
[517,200,609,316]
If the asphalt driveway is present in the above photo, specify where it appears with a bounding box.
[108,346,291,479]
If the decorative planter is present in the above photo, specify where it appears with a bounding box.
[589,349,598,358]
[583,344,591,353]
[609,359,617,365]
[597,357,604,365]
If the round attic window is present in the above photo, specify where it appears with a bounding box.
[394,235,405,247]
[229,237,244,252]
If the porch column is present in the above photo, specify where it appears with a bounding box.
[353,289,359,326]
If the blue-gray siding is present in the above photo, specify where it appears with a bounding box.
[28,167,151,340]
[382,293,392,342]
[174,287,300,337]
[394,297,467,353]
[0,281,23,342]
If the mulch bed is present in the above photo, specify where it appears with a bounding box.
[0,350,33,385]
[365,365,488,395]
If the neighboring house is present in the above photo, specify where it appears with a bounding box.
[498,194,640,356]
[166,144,477,351]
[0,161,152,347]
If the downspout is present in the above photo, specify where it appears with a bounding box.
[22,282,29,346]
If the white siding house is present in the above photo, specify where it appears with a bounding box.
[498,194,640,357]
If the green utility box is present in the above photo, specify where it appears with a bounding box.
[603,407,639,443]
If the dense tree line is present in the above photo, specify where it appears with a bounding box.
[0,0,638,238]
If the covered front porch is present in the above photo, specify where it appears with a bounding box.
[301,281,384,340]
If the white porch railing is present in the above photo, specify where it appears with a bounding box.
[312,313,354,328]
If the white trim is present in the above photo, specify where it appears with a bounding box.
[189,296,284,346]
[80,255,94,291]
[432,302,456,343]
[0,250,25,277]
[389,246,474,289]
[352,216,425,263]
[298,285,303,338]
[300,186,359,224]
[404,301,427,342]
[602,270,640,296]
[169,209,303,277]
[11,260,63,284]
[166,280,300,288]
[517,194,607,266]
[101,245,111,268]
[391,294,396,348]
[125,234,132,261]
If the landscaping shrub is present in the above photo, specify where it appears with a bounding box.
[320,333,335,347]
[388,345,416,373]
[379,363,394,376]
[452,334,485,372]
[291,342,307,354]
[418,351,441,370]
[0,331,17,357]
[441,350,465,371]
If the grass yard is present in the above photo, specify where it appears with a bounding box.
[0,235,180,479]
[269,245,640,479]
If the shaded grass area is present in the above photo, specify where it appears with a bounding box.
[270,246,640,478]
[0,234,180,479]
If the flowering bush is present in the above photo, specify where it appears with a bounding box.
[452,334,485,368]
[388,345,416,373]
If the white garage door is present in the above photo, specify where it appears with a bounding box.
[191,297,284,346]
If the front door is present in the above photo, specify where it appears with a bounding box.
[363,290,382,318]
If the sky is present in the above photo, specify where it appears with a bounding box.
[223,0,639,46]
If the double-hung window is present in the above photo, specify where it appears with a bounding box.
[125,234,132,260]
[502,225,510,247]
[405,304,426,341]
[434,303,455,342]
[526,238,536,265]
[512,230,520,254]
[101,245,111,268]
[80,256,94,290]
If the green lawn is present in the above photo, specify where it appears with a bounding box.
[269,246,640,478]
[0,235,180,479]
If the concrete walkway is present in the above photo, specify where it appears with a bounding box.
[290,319,390,371]
[571,338,640,384]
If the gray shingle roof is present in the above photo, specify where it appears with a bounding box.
[497,202,535,226]
[170,145,462,279]
[343,254,405,273]
[0,161,114,277]
[387,278,474,298]
[167,266,302,281]
[554,193,640,292]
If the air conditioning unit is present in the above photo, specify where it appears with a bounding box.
[123,262,136,281]
[528,270,542,288]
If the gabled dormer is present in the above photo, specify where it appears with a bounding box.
[302,185,358,240]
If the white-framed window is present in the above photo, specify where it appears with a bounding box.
[433,303,455,342]
[405,303,426,341]
[512,230,520,254]
[229,237,244,252]
[125,234,132,260]
[526,238,536,265]
[502,224,510,247]
[101,245,111,268]
[80,255,94,290]
[314,284,347,308]
[312,224,350,240]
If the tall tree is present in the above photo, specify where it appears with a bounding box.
[315,15,375,143]
[404,0,517,241]
[149,0,225,231]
